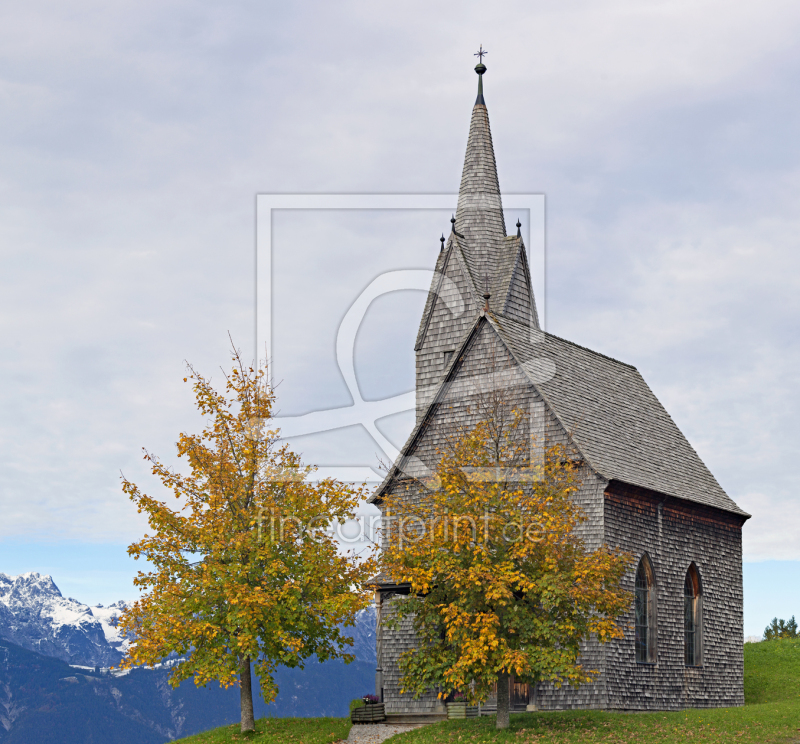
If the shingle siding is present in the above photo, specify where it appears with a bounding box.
[415,241,479,420]
[603,484,745,710]
[379,594,444,714]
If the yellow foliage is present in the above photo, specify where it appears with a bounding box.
[379,402,631,706]
[117,347,377,706]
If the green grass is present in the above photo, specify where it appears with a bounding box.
[175,640,800,743]
[388,702,800,744]
[174,717,350,743]
[745,637,800,704]
[387,639,800,744]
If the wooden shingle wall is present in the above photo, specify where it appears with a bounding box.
[415,242,479,420]
[531,465,610,711]
[603,484,745,710]
[379,594,444,714]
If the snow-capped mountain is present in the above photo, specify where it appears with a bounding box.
[0,571,378,741]
[89,600,133,656]
[0,571,377,671]
[0,572,130,667]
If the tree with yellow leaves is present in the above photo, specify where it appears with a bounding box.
[380,398,631,729]
[118,348,376,732]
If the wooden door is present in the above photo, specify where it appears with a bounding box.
[510,677,529,708]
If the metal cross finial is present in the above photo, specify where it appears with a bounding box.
[474,45,487,63]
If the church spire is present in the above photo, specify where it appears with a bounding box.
[454,52,506,277]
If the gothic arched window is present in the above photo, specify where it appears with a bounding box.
[684,564,702,666]
[634,555,656,663]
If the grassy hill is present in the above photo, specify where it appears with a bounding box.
[744,636,800,704]
[176,639,800,744]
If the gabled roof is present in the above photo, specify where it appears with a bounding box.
[414,231,538,351]
[414,236,455,352]
[491,236,540,327]
[375,312,749,519]
[491,236,522,304]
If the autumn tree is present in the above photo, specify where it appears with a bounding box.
[380,396,631,729]
[118,348,376,733]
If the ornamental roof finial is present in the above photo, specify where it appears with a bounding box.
[474,46,487,105]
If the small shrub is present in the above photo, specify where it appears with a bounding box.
[349,698,365,712]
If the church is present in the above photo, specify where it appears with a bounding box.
[369,58,749,715]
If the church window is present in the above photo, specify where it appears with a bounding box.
[443,350,454,367]
[635,555,656,663]
[684,564,702,666]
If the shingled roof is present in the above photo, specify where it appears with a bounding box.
[454,93,506,281]
[493,315,749,517]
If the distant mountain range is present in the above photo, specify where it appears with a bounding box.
[0,573,130,668]
[0,572,376,743]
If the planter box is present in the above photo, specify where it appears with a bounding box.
[351,703,386,724]
[447,702,467,719]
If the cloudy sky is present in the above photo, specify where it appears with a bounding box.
[0,0,798,636]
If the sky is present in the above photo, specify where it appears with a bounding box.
[0,0,798,637]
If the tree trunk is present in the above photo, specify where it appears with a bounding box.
[496,671,510,729]
[239,656,255,733]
